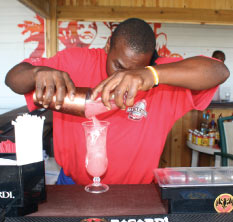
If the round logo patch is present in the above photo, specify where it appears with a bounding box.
[214,193,233,213]
[127,99,147,121]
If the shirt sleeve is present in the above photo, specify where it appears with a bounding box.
[172,85,218,122]
[156,56,219,121]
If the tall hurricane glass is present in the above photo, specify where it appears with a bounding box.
[82,120,110,193]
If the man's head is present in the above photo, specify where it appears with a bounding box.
[105,18,156,76]
[212,50,225,63]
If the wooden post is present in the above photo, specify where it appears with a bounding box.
[46,0,57,57]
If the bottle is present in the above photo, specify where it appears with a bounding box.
[202,134,209,146]
[215,113,222,145]
[192,131,197,144]
[200,112,206,133]
[196,133,202,146]
[33,87,118,118]
[200,111,210,134]
[208,113,217,130]
[206,110,210,132]
[187,129,193,142]
[208,133,215,147]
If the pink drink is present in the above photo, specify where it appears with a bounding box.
[86,152,108,177]
[83,118,109,177]
[85,97,118,119]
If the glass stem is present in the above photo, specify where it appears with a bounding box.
[93,177,101,186]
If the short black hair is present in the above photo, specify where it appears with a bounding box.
[212,50,225,59]
[110,18,156,55]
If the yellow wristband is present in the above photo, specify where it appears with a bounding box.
[145,66,159,86]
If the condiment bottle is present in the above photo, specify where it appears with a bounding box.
[196,133,202,146]
[33,87,118,118]
[187,129,193,142]
[202,134,209,146]
[192,131,197,144]
[208,133,215,147]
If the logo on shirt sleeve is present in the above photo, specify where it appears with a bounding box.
[126,99,147,121]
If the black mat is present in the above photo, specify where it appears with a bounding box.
[4,213,233,222]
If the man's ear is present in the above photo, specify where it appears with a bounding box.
[104,37,111,54]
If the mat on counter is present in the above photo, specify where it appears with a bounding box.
[4,213,233,222]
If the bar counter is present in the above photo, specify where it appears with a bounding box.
[22,185,233,222]
[29,184,167,217]
[1,179,233,222]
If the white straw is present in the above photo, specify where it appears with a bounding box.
[12,113,45,165]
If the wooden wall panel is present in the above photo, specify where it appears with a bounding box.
[160,110,199,168]
[19,0,50,18]
[56,0,233,24]
[170,117,183,167]
[160,107,233,168]
[57,6,233,24]
[159,0,184,8]
[57,0,233,10]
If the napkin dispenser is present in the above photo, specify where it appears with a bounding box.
[0,154,46,217]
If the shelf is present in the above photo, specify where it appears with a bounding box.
[208,101,233,108]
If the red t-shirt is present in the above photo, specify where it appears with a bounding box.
[24,48,217,184]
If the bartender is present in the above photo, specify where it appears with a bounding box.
[5,18,229,185]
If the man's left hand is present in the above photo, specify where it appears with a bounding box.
[92,68,155,110]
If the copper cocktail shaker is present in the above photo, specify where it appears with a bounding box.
[33,87,93,117]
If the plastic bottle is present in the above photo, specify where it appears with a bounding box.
[33,87,118,118]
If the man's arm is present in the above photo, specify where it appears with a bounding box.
[92,56,230,109]
[5,62,76,109]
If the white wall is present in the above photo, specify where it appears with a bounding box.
[0,0,45,114]
[161,23,233,100]
[1,1,233,115]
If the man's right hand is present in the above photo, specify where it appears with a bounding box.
[33,66,76,109]
[5,62,76,110]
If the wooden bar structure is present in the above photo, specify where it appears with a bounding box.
[16,0,233,168]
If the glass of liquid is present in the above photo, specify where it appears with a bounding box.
[82,120,110,193]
